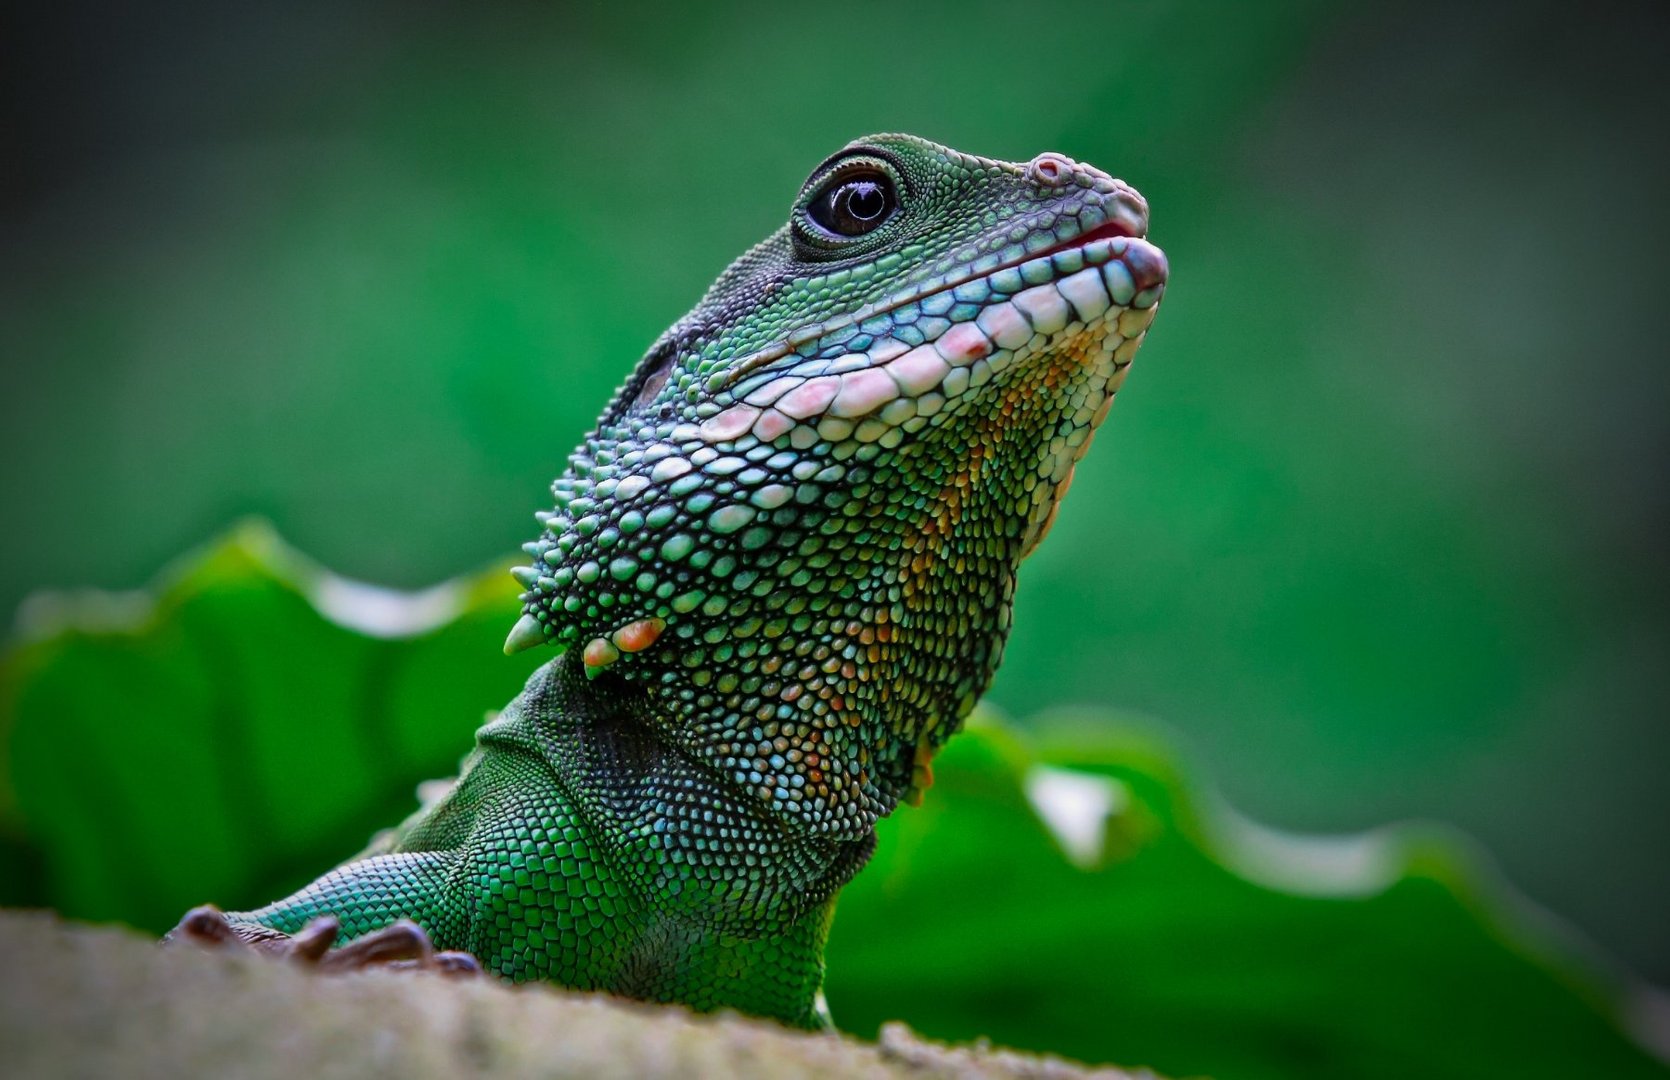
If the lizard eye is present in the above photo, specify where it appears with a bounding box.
[806,170,897,238]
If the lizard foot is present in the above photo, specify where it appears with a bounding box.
[167,905,481,977]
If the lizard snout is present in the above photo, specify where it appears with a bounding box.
[1123,240,1169,294]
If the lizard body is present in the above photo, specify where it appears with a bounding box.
[184,134,1167,1028]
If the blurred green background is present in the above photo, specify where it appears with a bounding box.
[3,0,1666,1011]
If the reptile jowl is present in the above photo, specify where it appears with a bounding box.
[172,134,1167,1028]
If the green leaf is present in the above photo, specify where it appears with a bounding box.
[828,714,1667,1079]
[0,519,543,932]
[2,525,1661,1078]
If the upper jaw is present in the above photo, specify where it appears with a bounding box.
[1073,179,1150,244]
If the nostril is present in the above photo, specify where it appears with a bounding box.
[1027,152,1074,188]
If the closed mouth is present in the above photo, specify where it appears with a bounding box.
[690,220,1167,449]
[716,215,1161,393]
[1030,219,1140,260]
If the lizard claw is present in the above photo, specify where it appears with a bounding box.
[169,904,292,952]
[430,950,483,977]
[384,949,482,978]
[315,918,430,971]
[173,904,240,945]
[166,905,480,978]
[287,914,341,963]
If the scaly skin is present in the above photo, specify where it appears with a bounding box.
[187,134,1167,1028]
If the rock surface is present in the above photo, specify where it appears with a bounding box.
[0,911,1155,1079]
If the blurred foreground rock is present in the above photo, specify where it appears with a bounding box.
[0,910,1155,1080]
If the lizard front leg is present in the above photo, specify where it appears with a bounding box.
[167,850,481,975]
[166,741,502,975]
[165,721,643,987]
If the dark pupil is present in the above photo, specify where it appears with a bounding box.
[840,182,885,222]
[813,174,892,237]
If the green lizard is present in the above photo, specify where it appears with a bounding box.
[171,133,1167,1029]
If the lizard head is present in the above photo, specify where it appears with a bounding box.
[508,134,1166,838]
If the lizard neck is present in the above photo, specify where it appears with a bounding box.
[518,654,876,932]
[523,327,1110,844]
[660,349,1094,826]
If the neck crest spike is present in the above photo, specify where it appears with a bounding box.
[503,612,548,655]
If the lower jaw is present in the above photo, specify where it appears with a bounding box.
[694,238,1165,457]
